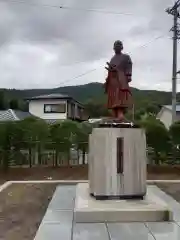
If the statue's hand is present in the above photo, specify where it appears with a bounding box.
[106,62,116,68]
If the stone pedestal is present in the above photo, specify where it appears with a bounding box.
[74,125,172,223]
[88,127,147,199]
[74,183,172,223]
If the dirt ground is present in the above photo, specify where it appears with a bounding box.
[147,165,180,180]
[1,165,180,185]
[0,183,58,240]
[0,165,88,185]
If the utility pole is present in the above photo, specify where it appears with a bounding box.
[166,0,180,124]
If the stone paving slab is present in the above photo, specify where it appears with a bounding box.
[149,185,180,221]
[34,222,72,240]
[42,210,73,224]
[34,184,180,240]
[107,223,154,240]
[147,222,180,240]
[73,223,109,240]
[148,185,180,207]
[34,185,75,240]
[48,185,76,210]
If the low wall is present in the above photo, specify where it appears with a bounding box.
[147,165,180,174]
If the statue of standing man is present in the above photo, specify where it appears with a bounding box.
[104,40,133,121]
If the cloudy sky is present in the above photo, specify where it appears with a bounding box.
[0,0,178,90]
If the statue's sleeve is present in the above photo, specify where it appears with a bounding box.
[125,55,132,77]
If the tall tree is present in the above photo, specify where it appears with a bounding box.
[9,99,19,109]
[84,100,110,118]
[49,120,80,166]
[0,91,8,110]
[20,117,49,167]
[75,122,92,164]
[169,121,180,163]
[0,121,18,171]
[140,117,171,165]
[169,121,180,146]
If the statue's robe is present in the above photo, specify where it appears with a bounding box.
[104,53,132,109]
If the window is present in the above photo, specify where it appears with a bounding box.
[44,103,66,113]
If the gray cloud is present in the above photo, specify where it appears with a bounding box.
[0,0,178,91]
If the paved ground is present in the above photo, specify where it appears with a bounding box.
[34,185,180,240]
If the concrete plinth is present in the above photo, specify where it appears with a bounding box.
[74,183,172,223]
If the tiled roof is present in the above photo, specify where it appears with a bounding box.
[0,109,33,121]
[13,110,33,120]
[25,93,84,107]
[164,105,180,112]
[0,110,6,115]
[26,93,70,100]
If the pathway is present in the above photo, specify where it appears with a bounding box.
[34,184,180,240]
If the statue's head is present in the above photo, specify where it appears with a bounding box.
[113,40,123,54]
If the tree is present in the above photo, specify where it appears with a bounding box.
[134,108,146,120]
[140,117,170,165]
[145,103,161,115]
[8,121,25,165]
[0,121,18,171]
[32,119,49,165]
[84,100,110,118]
[20,117,49,167]
[169,121,180,163]
[49,120,79,166]
[0,91,8,110]
[9,99,19,109]
[75,122,92,164]
[169,121,180,146]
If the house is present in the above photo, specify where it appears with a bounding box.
[156,105,180,128]
[0,94,86,123]
[26,93,86,122]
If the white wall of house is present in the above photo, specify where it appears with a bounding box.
[157,108,172,129]
[29,99,67,120]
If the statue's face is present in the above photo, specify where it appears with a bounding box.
[114,41,123,54]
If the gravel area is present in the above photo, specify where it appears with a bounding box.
[0,183,58,240]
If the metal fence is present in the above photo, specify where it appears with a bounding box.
[0,142,88,168]
[0,143,180,168]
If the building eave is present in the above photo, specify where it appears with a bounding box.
[25,96,84,108]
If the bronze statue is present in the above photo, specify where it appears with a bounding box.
[104,40,132,121]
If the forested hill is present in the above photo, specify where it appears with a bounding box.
[0,82,179,117]
[2,82,179,105]
[3,82,105,102]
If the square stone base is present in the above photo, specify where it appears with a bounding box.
[74,183,172,223]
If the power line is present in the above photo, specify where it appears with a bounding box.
[59,60,98,68]
[1,0,134,16]
[58,33,169,86]
[0,1,170,89]
[61,34,169,69]
[133,34,170,50]
[60,6,134,16]
[57,68,97,86]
